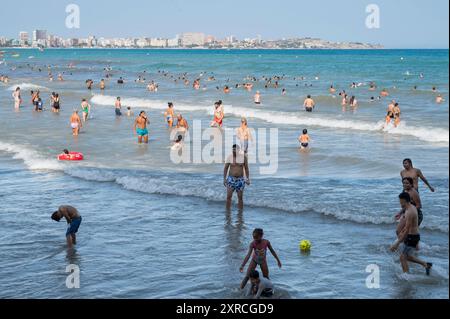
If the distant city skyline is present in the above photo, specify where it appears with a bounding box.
[0,0,448,49]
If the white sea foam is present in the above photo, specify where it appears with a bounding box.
[7,83,50,91]
[91,95,449,143]
[0,142,63,171]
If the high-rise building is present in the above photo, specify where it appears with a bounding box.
[180,33,205,47]
[19,32,29,46]
[33,30,47,42]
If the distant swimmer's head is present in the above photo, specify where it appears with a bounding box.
[241,118,248,125]
[253,228,264,241]
[399,192,411,209]
[402,177,414,190]
[82,99,86,102]
[177,114,183,120]
[307,95,311,99]
[51,211,62,222]
[140,111,146,117]
[403,158,413,169]
[127,107,131,110]
[117,97,121,101]
[176,135,183,143]
[232,144,240,155]
[303,129,308,135]
[16,87,20,91]
[63,149,70,155]
[168,102,173,108]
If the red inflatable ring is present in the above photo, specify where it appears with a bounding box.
[58,152,84,161]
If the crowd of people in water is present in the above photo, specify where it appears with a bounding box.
[3,60,445,298]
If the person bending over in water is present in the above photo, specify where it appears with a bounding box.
[303,95,315,112]
[390,193,432,276]
[164,102,175,128]
[134,111,150,144]
[240,228,282,290]
[298,129,311,149]
[401,159,435,192]
[224,145,250,210]
[81,99,91,122]
[247,270,274,299]
[51,206,82,249]
[70,111,82,136]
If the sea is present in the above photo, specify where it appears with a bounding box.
[0,49,448,298]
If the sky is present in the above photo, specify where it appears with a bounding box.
[0,0,448,48]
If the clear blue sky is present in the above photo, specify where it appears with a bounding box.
[0,0,448,48]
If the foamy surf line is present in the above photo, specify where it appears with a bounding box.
[0,142,63,171]
[65,167,449,234]
[7,83,51,91]
[91,95,449,143]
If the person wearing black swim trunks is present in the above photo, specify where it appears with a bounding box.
[53,93,60,113]
[391,192,432,275]
[303,95,315,112]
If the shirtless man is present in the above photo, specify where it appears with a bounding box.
[100,79,106,91]
[390,193,432,275]
[176,114,189,132]
[51,206,82,249]
[303,95,315,112]
[115,97,122,116]
[436,94,445,104]
[164,102,175,128]
[401,159,435,192]
[70,111,82,136]
[329,85,336,94]
[224,145,250,210]
[237,118,253,154]
[134,111,150,144]
[254,91,262,105]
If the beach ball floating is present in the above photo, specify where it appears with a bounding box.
[299,240,312,252]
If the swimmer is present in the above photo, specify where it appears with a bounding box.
[224,145,250,210]
[12,87,22,109]
[171,135,183,151]
[349,96,358,108]
[134,111,150,144]
[401,159,435,192]
[329,85,336,94]
[252,91,261,105]
[298,129,311,149]
[70,111,82,136]
[236,118,253,154]
[393,103,401,127]
[126,107,133,117]
[164,102,175,128]
[52,206,82,249]
[115,97,122,116]
[81,99,91,122]
[436,94,445,104]
[223,86,231,94]
[240,228,282,290]
[99,79,106,90]
[380,89,389,97]
[390,193,432,276]
[247,270,274,299]
[176,114,189,132]
[303,95,315,112]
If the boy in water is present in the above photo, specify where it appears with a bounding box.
[240,228,282,290]
[298,129,311,149]
[51,206,82,249]
[247,270,274,299]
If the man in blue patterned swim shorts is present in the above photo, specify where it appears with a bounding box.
[224,145,250,210]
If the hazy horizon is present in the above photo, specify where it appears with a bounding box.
[0,0,448,49]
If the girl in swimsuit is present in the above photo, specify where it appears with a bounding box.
[210,103,224,128]
[164,103,175,128]
[240,229,282,290]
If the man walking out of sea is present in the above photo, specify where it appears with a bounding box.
[401,159,435,192]
[224,145,250,210]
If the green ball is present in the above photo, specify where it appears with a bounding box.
[300,240,312,251]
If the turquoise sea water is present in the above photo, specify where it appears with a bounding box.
[0,49,448,298]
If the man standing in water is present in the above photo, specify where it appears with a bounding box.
[115,97,122,116]
[390,193,432,275]
[237,118,253,154]
[134,111,150,144]
[303,95,316,112]
[401,159,435,192]
[224,145,250,210]
[70,111,82,136]
[51,206,82,249]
